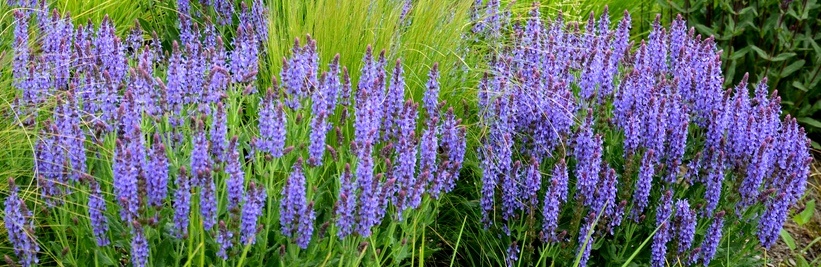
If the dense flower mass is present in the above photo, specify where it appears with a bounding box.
[473,1,811,266]
[3,0,810,266]
[5,1,467,266]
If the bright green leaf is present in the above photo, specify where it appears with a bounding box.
[793,81,809,92]
[780,229,797,251]
[750,45,770,60]
[793,199,816,226]
[781,60,805,77]
[96,250,115,266]
[731,46,750,60]
[770,52,797,61]
[695,24,717,37]
[812,141,821,150]
[797,117,821,129]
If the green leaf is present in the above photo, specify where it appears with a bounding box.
[781,60,806,77]
[812,140,821,150]
[695,24,717,37]
[794,199,816,226]
[810,99,821,113]
[731,46,751,60]
[95,250,115,266]
[780,229,797,251]
[797,256,810,267]
[738,6,757,16]
[771,52,797,61]
[797,117,821,129]
[793,81,809,92]
[750,45,770,60]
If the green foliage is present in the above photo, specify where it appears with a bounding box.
[663,0,821,145]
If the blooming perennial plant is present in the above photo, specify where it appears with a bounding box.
[2,0,812,266]
[472,2,811,266]
[5,0,466,266]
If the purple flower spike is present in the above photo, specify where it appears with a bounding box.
[632,150,655,220]
[230,23,259,83]
[166,42,186,120]
[697,211,725,266]
[226,137,245,212]
[423,63,441,119]
[356,140,379,237]
[438,108,466,193]
[86,176,110,246]
[147,133,169,208]
[651,190,673,267]
[506,241,520,267]
[383,59,406,141]
[113,139,138,222]
[758,191,790,249]
[675,199,696,253]
[281,158,305,236]
[296,202,315,249]
[577,213,597,267]
[522,156,541,209]
[281,158,313,248]
[211,102,228,163]
[258,87,287,157]
[173,167,191,239]
[190,119,211,188]
[131,223,149,267]
[308,110,329,166]
[216,221,233,260]
[201,174,218,230]
[574,113,602,207]
[394,101,419,218]
[241,181,266,245]
[541,178,561,243]
[4,178,40,267]
[420,119,440,197]
[336,164,357,238]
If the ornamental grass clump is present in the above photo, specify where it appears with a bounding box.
[471,2,811,266]
[3,0,467,266]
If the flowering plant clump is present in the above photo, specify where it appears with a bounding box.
[471,2,811,266]
[1,0,813,266]
[4,0,466,266]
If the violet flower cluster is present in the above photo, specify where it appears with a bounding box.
[8,1,467,265]
[473,2,811,266]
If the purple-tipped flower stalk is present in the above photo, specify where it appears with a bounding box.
[356,139,379,237]
[147,133,168,208]
[4,178,40,267]
[87,176,110,246]
[173,167,191,239]
[201,172,218,230]
[308,109,330,166]
[675,199,696,253]
[280,158,314,248]
[574,113,602,207]
[131,222,150,267]
[423,63,440,119]
[258,87,287,157]
[695,211,725,266]
[230,23,259,83]
[336,164,357,238]
[216,221,233,260]
[211,102,228,163]
[225,137,245,211]
[190,119,211,187]
[632,150,655,220]
[241,181,266,245]
[651,190,673,267]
